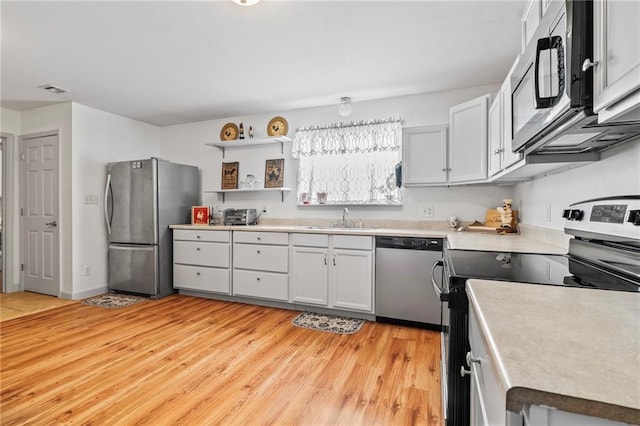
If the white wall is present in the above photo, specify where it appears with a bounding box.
[514,138,640,229]
[160,84,513,223]
[20,103,73,297]
[71,103,161,298]
[1,107,21,135]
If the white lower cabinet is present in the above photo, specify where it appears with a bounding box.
[469,304,628,426]
[172,230,231,294]
[291,233,374,313]
[232,231,289,301]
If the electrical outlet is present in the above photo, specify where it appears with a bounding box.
[84,265,92,276]
[424,206,434,217]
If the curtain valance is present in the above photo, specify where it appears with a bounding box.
[292,118,402,158]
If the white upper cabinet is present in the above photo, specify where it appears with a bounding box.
[592,0,640,123]
[521,0,541,52]
[449,94,491,183]
[402,125,448,186]
[489,57,523,179]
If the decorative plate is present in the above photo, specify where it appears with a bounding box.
[220,123,239,141]
[267,116,288,136]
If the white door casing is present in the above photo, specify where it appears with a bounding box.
[20,132,60,296]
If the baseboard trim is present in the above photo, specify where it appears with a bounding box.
[68,286,108,300]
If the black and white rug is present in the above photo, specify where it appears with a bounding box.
[292,311,365,334]
[82,294,147,309]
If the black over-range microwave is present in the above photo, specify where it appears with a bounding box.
[511,0,640,156]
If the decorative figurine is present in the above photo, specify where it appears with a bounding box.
[249,126,254,138]
[239,122,245,139]
[497,198,513,228]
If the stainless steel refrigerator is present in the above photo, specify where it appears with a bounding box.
[104,158,199,298]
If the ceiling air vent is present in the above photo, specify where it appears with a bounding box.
[38,84,69,94]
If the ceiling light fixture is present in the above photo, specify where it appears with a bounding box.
[339,97,352,117]
[231,0,262,6]
[38,84,70,94]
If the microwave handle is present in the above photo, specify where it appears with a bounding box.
[534,35,565,109]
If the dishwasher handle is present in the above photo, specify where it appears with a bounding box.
[431,259,444,298]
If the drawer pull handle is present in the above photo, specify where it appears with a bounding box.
[197,235,201,239]
[256,277,261,281]
[257,237,262,241]
[460,366,471,377]
[196,272,201,276]
[257,250,261,254]
[196,247,201,251]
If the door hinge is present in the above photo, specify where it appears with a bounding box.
[21,263,24,272]
[20,152,25,161]
[21,208,24,216]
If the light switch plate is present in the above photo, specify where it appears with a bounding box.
[84,194,99,205]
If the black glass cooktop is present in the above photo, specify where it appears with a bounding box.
[445,250,639,292]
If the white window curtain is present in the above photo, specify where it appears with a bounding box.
[292,118,403,205]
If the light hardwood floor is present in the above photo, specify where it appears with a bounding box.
[1,294,442,425]
[0,291,77,321]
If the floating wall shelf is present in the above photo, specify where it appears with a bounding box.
[204,187,292,203]
[205,136,292,158]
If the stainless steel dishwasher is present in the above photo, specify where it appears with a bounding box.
[375,236,443,329]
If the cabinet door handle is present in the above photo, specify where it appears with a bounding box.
[333,255,336,266]
[441,168,447,172]
[582,58,598,72]
[323,255,327,265]
[466,351,481,366]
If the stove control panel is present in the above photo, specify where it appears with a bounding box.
[564,196,640,239]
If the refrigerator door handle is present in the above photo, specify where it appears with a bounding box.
[104,173,112,235]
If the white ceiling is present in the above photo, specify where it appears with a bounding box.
[1,0,526,126]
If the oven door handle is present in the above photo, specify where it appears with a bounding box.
[431,259,444,298]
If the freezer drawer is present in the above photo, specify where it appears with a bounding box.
[109,244,158,295]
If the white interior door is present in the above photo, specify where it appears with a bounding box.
[21,133,59,296]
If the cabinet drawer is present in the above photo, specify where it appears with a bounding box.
[174,241,230,267]
[233,231,288,245]
[291,233,329,247]
[233,244,288,273]
[333,235,373,250]
[174,264,230,294]
[233,269,288,301]
[174,229,230,243]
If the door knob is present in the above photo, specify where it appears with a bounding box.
[45,220,57,227]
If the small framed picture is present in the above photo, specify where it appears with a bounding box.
[191,206,210,225]
[221,162,239,190]
[264,158,284,188]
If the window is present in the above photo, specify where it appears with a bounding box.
[292,118,403,205]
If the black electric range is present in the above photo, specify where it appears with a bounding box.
[439,196,640,426]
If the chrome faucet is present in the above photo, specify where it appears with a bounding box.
[342,207,349,228]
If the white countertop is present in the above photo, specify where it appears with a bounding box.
[169,224,567,254]
[466,279,640,424]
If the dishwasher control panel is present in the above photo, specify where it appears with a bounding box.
[376,237,443,250]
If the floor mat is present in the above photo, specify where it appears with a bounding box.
[82,294,147,309]
[292,311,365,334]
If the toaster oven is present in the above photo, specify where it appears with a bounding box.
[223,209,258,226]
